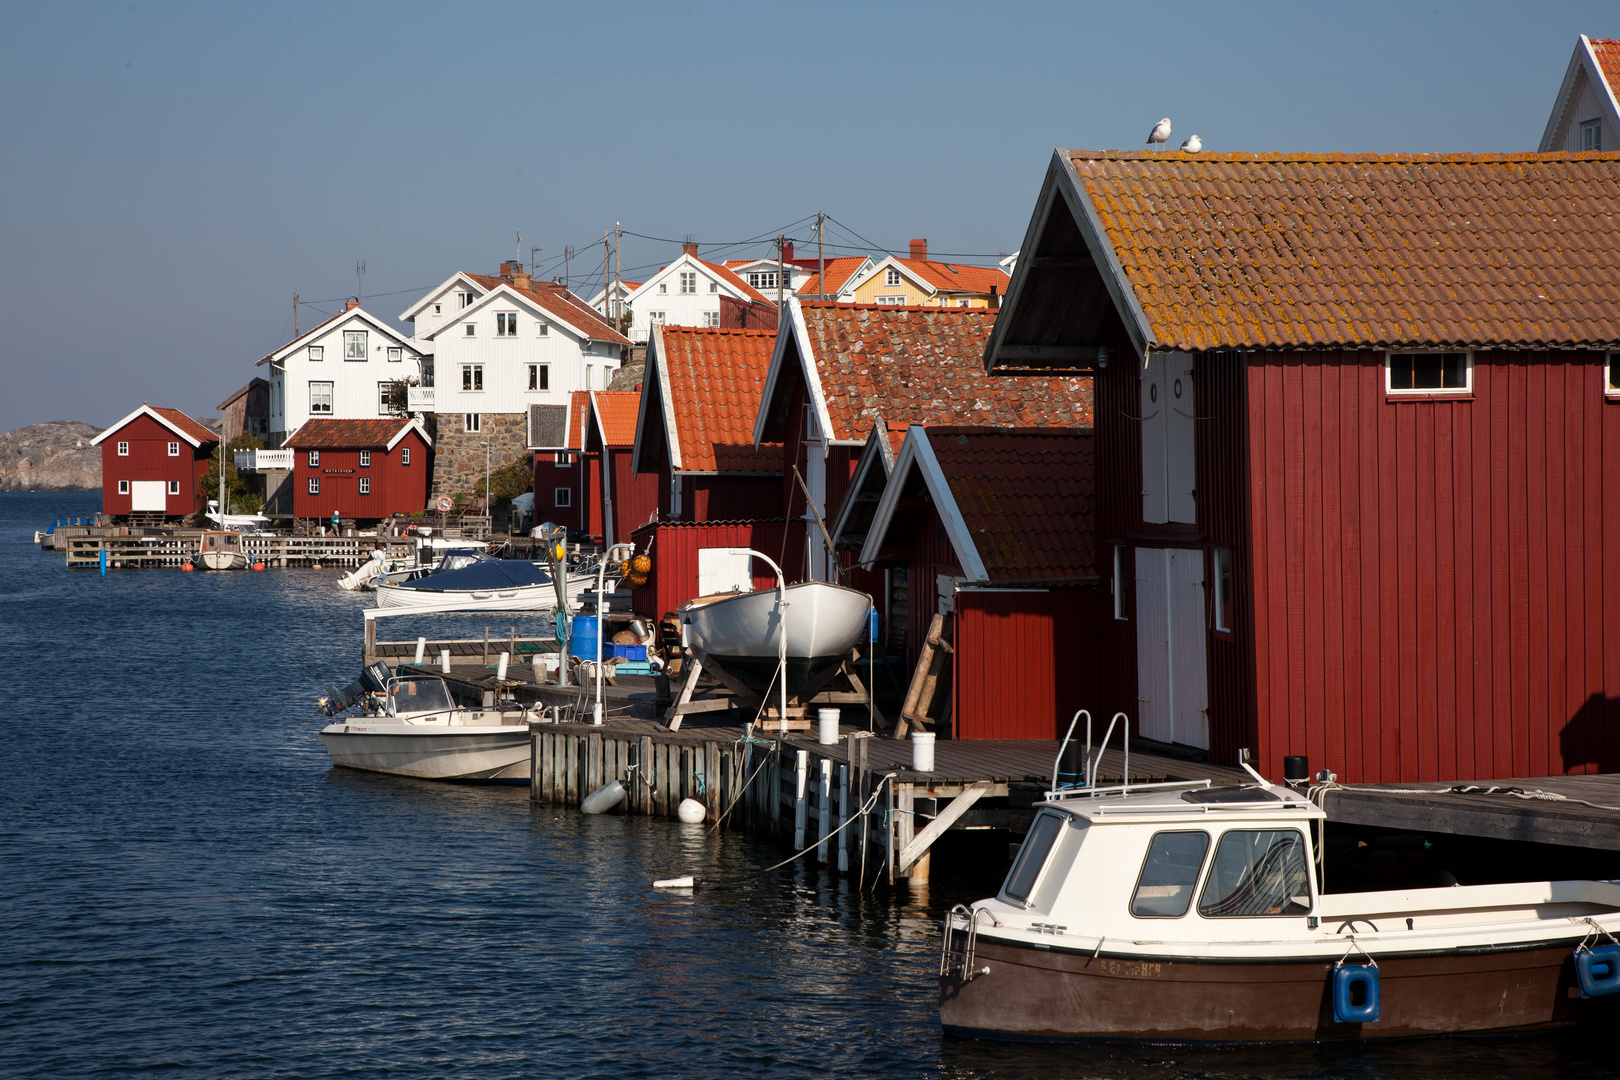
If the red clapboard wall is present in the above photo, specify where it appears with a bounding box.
[954,588,1102,740]
[289,433,428,520]
[99,412,215,518]
[603,446,662,545]
[1246,350,1620,783]
[629,519,807,620]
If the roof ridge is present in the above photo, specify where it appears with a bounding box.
[1067,148,1620,163]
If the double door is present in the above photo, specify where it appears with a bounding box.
[1134,547,1209,750]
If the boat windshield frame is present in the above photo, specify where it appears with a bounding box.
[384,676,457,720]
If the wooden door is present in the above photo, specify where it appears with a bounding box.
[131,481,166,512]
[1135,547,1209,749]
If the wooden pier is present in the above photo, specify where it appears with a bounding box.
[62,528,416,569]
[1319,773,1620,851]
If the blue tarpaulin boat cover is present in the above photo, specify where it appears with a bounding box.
[397,555,552,592]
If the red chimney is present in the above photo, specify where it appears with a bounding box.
[782,241,794,261]
[909,238,928,261]
[682,241,699,257]
[500,260,521,280]
[345,298,360,311]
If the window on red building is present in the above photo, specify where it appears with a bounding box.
[308,477,320,494]
[359,478,371,495]
[168,442,180,456]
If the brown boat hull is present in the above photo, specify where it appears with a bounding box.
[939,935,1618,1043]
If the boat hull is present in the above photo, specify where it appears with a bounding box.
[375,581,561,611]
[320,722,531,780]
[680,581,871,688]
[939,934,1616,1043]
[199,551,249,570]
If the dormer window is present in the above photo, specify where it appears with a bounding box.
[749,271,778,290]
[496,312,518,337]
[1581,118,1602,152]
[886,268,902,286]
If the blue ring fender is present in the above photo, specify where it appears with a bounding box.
[1332,962,1381,1023]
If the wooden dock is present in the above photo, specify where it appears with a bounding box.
[62,529,416,569]
[1319,773,1620,851]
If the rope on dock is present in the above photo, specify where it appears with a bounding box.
[1310,781,1620,814]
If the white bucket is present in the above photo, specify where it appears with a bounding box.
[911,731,936,773]
[817,708,840,745]
[440,649,451,673]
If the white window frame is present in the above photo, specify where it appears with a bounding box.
[536,320,548,337]
[308,450,320,467]
[1113,545,1129,621]
[703,311,720,327]
[118,479,129,494]
[308,477,320,495]
[875,295,907,306]
[748,271,778,290]
[710,281,719,293]
[117,441,129,456]
[167,480,180,495]
[377,383,392,415]
[359,450,371,468]
[1212,548,1233,633]
[167,441,180,457]
[1581,118,1602,152]
[433,303,442,315]
[956,298,972,307]
[358,477,371,495]
[344,330,367,360]
[1606,353,1619,398]
[649,311,666,323]
[658,282,668,294]
[529,364,549,391]
[464,413,481,433]
[464,323,476,337]
[401,447,411,466]
[554,452,572,467]
[554,487,572,508]
[462,364,483,392]
[309,345,323,361]
[387,347,402,363]
[460,291,475,308]
[885,268,902,286]
[1385,350,1472,396]
[496,312,518,337]
[309,381,333,415]
[680,271,696,294]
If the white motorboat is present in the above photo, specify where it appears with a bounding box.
[320,675,533,780]
[678,580,872,688]
[938,718,1620,1042]
[375,551,574,612]
[197,530,250,570]
[205,500,271,533]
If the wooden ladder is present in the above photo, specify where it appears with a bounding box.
[894,611,953,739]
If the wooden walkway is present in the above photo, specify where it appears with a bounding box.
[1321,773,1620,851]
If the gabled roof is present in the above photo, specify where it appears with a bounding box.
[849,255,1010,298]
[988,149,1620,365]
[586,390,641,450]
[861,426,1096,584]
[795,257,872,298]
[755,301,1094,448]
[627,252,774,308]
[399,271,489,322]
[257,306,418,366]
[634,326,782,475]
[829,418,909,550]
[1540,35,1620,152]
[429,276,628,345]
[216,377,268,412]
[92,405,218,447]
[568,390,590,451]
[283,417,432,451]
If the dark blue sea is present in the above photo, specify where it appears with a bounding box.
[1,491,1613,1079]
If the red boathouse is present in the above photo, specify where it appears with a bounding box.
[283,418,432,523]
[92,405,219,520]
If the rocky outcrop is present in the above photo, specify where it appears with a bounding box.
[0,421,103,491]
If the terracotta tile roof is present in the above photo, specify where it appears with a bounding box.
[467,274,631,344]
[1066,149,1620,350]
[894,258,1010,296]
[567,390,590,451]
[928,426,1095,582]
[284,418,419,449]
[796,257,869,297]
[697,259,774,305]
[149,407,219,445]
[1593,38,1620,94]
[657,327,782,472]
[591,391,641,447]
[796,304,1093,441]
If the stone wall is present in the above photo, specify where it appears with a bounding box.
[431,412,528,499]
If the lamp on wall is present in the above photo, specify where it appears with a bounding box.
[1095,346,1110,370]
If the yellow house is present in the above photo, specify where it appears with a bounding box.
[842,239,1011,308]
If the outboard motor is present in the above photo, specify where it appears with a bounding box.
[319,661,393,716]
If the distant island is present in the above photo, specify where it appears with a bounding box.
[0,421,103,491]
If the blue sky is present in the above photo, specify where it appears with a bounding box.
[0,0,1611,432]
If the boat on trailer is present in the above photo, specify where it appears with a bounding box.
[319,674,534,780]
[678,580,871,690]
[939,715,1620,1043]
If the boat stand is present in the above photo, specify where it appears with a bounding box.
[664,646,886,733]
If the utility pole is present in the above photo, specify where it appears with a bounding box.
[777,235,785,316]
[293,293,299,337]
[356,261,365,303]
[603,228,612,319]
[531,245,542,279]
[613,223,621,318]
[564,245,573,289]
[816,211,826,300]
[515,230,522,264]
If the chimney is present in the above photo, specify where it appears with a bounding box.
[782,241,794,261]
[909,238,928,262]
[345,298,360,311]
[513,270,532,289]
[682,241,699,257]
[500,260,521,281]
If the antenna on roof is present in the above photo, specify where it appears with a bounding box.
[356,261,365,303]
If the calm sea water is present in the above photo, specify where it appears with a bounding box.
[0,491,1613,1080]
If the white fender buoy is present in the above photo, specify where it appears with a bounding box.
[677,798,706,823]
[653,876,695,889]
[581,780,627,814]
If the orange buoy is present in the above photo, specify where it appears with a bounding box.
[181,562,194,571]
[252,561,266,571]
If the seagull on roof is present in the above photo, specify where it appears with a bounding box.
[1147,118,1171,149]
[1180,134,1202,153]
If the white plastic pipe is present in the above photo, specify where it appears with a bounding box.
[415,636,427,664]
[497,651,509,681]
[440,649,451,673]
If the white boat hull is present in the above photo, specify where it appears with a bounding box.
[680,581,871,686]
[320,721,531,780]
[199,551,250,570]
[375,580,563,611]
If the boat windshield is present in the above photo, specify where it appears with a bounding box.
[1002,812,1066,904]
[1130,831,1210,917]
[387,678,454,719]
[437,552,482,573]
[1197,829,1311,917]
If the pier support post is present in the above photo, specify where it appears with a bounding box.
[817,758,832,863]
[530,728,540,800]
[793,750,808,850]
[587,733,603,797]
[705,741,722,821]
[639,735,654,815]
[837,763,849,872]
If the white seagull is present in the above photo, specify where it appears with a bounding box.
[1180,135,1202,153]
[1146,118,1171,149]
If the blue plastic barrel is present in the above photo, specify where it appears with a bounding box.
[569,615,598,659]
[1575,944,1620,997]
[1332,963,1381,1023]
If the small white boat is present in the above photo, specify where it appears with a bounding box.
[679,580,872,687]
[204,500,271,533]
[320,676,533,780]
[197,530,250,570]
[375,551,570,612]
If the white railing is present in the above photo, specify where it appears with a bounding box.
[408,386,435,410]
[236,449,294,471]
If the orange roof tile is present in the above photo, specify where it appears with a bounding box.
[150,407,219,446]
[696,259,774,306]
[656,327,782,473]
[928,426,1095,582]
[1592,38,1620,94]
[284,418,419,449]
[893,258,1010,296]
[591,391,641,448]
[467,274,630,344]
[796,257,869,297]
[795,304,1093,442]
[1066,149,1620,350]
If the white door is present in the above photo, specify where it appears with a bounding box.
[698,547,753,595]
[1134,548,1209,749]
[1140,352,1196,525]
[131,481,167,512]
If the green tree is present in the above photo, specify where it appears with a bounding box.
[198,433,266,515]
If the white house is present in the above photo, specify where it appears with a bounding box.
[258,301,424,447]
[401,262,630,497]
[623,243,773,343]
[586,279,640,322]
[1540,34,1620,152]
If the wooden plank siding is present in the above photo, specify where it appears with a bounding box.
[629,519,807,620]
[1245,350,1620,784]
[954,588,1101,740]
[290,432,429,521]
[99,413,215,518]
